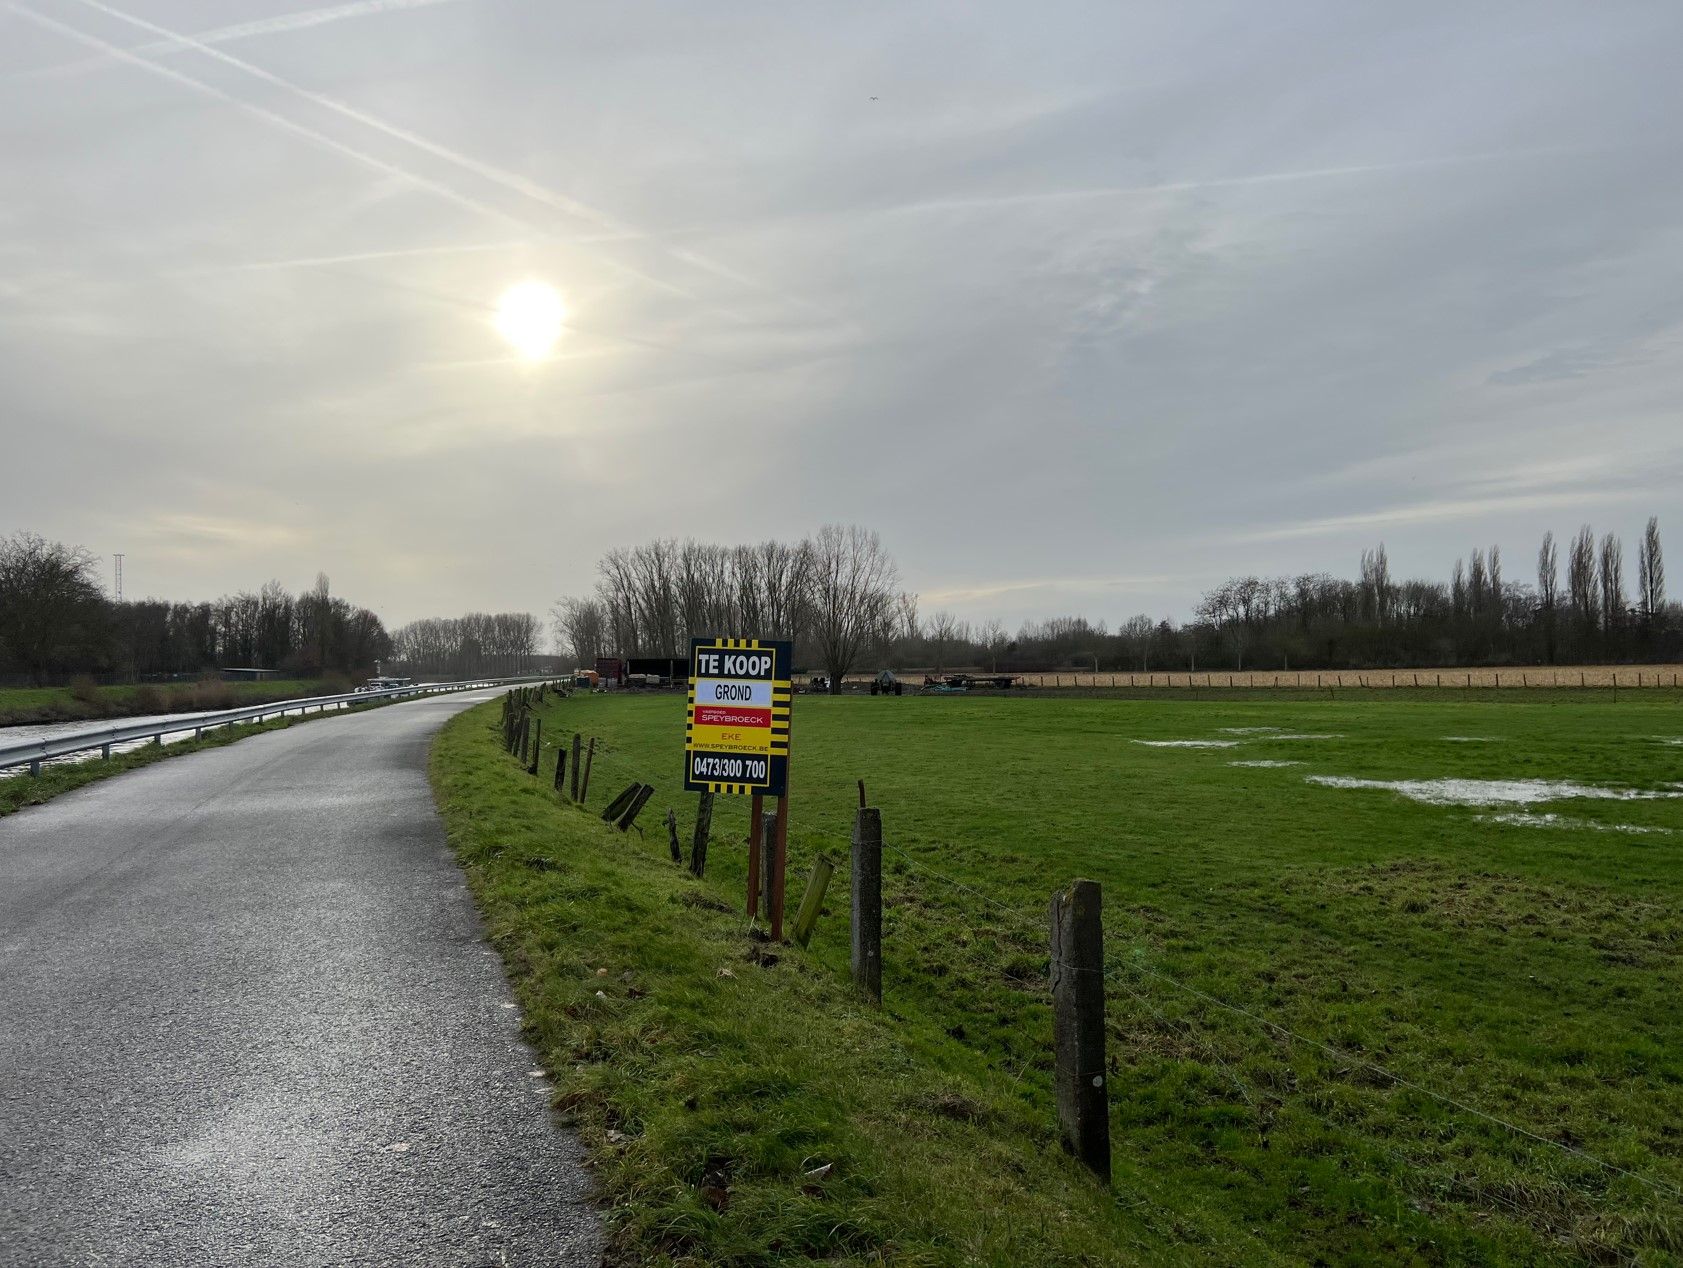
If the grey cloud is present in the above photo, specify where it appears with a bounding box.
[2,1,1681,632]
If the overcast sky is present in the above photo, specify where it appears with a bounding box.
[3,1,1680,636]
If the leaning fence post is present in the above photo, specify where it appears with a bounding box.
[617,785,655,832]
[690,790,714,878]
[554,746,567,793]
[527,718,541,775]
[569,733,581,801]
[580,737,595,803]
[792,854,834,948]
[667,808,682,863]
[1050,878,1110,1181]
[851,807,882,1004]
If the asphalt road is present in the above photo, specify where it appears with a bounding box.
[0,691,601,1266]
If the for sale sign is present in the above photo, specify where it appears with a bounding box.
[684,637,791,795]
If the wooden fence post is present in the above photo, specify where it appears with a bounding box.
[579,738,595,803]
[760,810,777,924]
[667,808,682,862]
[792,855,834,948]
[1050,878,1110,1182]
[771,794,790,941]
[527,718,541,775]
[554,747,567,793]
[601,783,641,822]
[747,794,764,917]
[570,733,581,801]
[691,790,714,878]
[616,785,655,832]
[851,807,882,1004]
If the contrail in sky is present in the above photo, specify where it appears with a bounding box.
[11,0,468,81]
[60,0,801,310]
[8,3,522,230]
[882,150,1573,216]
[11,3,706,305]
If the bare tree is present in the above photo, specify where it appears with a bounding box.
[0,532,107,683]
[1536,531,1558,663]
[1638,516,1665,626]
[806,524,899,692]
[1467,549,1487,617]
[552,596,608,666]
[925,610,961,673]
[979,619,1009,671]
[1599,532,1625,636]
[1487,545,1503,626]
[1568,525,1598,645]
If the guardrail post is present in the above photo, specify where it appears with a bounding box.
[1050,878,1110,1181]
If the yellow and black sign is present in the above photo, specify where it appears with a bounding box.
[683,637,791,795]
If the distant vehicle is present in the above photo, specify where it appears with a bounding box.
[357,675,413,693]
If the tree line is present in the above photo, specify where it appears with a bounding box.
[558,518,1674,679]
[911,518,1673,674]
[0,532,391,684]
[386,612,543,678]
[552,525,901,690]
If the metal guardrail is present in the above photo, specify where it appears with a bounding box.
[0,676,546,775]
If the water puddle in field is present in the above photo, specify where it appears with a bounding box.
[1475,812,1674,836]
[1229,759,1304,768]
[1271,733,1343,741]
[1132,739,1240,748]
[1306,775,1683,807]
[1657,738,1683,747]
[1218,726,1284,735]
[1443,736,1502,743]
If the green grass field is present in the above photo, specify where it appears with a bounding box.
[433,689,1683,1264]
[0,678,325,726]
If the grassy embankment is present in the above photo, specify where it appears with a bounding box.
[0,677,327,726]
[433,688,1683,1265]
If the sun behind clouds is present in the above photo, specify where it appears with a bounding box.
[493,280,566,360]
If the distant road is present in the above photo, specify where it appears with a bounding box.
[0,691,601,1266]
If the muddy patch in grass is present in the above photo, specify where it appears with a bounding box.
[1296,859,1681,953]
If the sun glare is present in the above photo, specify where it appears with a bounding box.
[494,280,566,360]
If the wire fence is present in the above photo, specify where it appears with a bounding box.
[500,687,1683,1249]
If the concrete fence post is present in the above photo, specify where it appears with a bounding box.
[1050,878,1110,1182]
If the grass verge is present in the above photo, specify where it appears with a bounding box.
[430,700,1281,1266]
[0,677,330,726]
[440,688,1683,1265]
